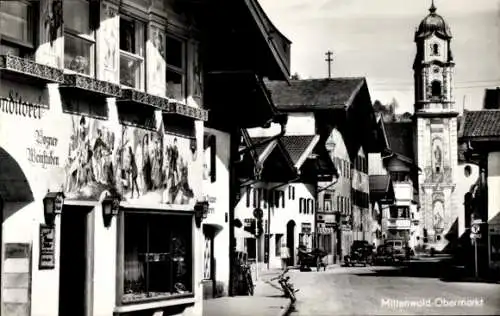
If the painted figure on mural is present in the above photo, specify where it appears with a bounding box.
[193,44,203,97]
[162,137,194,204]
[64,115,195,203]
[151,133,164,190]
[434,146,442,169]
[65,116,95,192]
[104,26,116,70]
[142,134,152,192]
[432,201,445,233]
[93,129,107,183]
[127,146,140,198]
[152,29,164,85]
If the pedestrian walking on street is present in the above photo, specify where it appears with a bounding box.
[281,242,290,270]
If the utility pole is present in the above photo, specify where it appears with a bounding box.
[325,51,333,79]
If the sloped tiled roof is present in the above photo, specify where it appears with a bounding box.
[461,110,500,138]
[384,122,415,161]
[264,78,365,110]
[250,137,275,157]
[279,135,317,165]
[314,143,338,178]
[369,175,394,201]
[369,175,391,193]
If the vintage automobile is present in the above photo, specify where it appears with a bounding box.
[374,240,414,265]
[298,246,328,271]
[374,244,395,265]
[343,240,374,267]
[385,240,414,261]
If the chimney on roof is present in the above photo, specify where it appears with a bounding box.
[483,88,500,110]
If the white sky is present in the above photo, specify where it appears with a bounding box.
[259,0,500,113]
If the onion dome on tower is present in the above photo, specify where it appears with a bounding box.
[414,1,452,41]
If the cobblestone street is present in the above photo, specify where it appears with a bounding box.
[287,260,500,316]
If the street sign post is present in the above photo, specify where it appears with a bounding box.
[470,221,483,280]
[471,224,480,234]
[255,217,259,281]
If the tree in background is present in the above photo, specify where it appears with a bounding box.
[373,98,412,122]
[290,72,300,80]
[373,99,396,122]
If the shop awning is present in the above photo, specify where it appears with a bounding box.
[369,175,395,203]
[242,0,291,80]
[197,0,291,81]
[205,71,278,129]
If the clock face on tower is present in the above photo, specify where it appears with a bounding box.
[433,67,440,73]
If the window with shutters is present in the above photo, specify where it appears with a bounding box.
[274,191,280,208]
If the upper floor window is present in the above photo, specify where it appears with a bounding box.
[431,43,439,56]
[120,16,145,89]
[166,35,186,101]
[431,80,441,98]
[0,1,34,58]
[323,193,332,211]
[64,0,95,76]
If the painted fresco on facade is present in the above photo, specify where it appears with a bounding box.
[432,200,445,234]
[64,115,194,204]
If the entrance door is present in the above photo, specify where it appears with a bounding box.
[286,221,296,266]
[58,206,92,316]
[203,227,215,297]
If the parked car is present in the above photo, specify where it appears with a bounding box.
[343,240,374,267]
[374,244,395,265]
[384,240,414,261]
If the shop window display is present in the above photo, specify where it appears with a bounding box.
[123,213,193,303]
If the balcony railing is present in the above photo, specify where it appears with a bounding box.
[393,182,413,201]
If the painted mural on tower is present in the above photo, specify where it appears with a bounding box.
[64,115,194,204]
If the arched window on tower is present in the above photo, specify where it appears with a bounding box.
[431,80,442,98]
[431,43,439,56]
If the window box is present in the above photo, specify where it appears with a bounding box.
[118,89,169,109]
[163,101,208,122]
[0,54,63,84]
[61,73,121,98]
[119,212,194,305]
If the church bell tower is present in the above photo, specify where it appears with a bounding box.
[413,1,458,250]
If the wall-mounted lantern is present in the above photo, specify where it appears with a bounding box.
[194,200,209,228]
[43,192,65,226]
[101,192,121,228]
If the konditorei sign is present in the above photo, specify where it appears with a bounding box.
[0,90,44,119]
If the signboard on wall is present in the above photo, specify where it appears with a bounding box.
[39,224,56,270]
[301,222,312,234]
[3,243,31,314]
